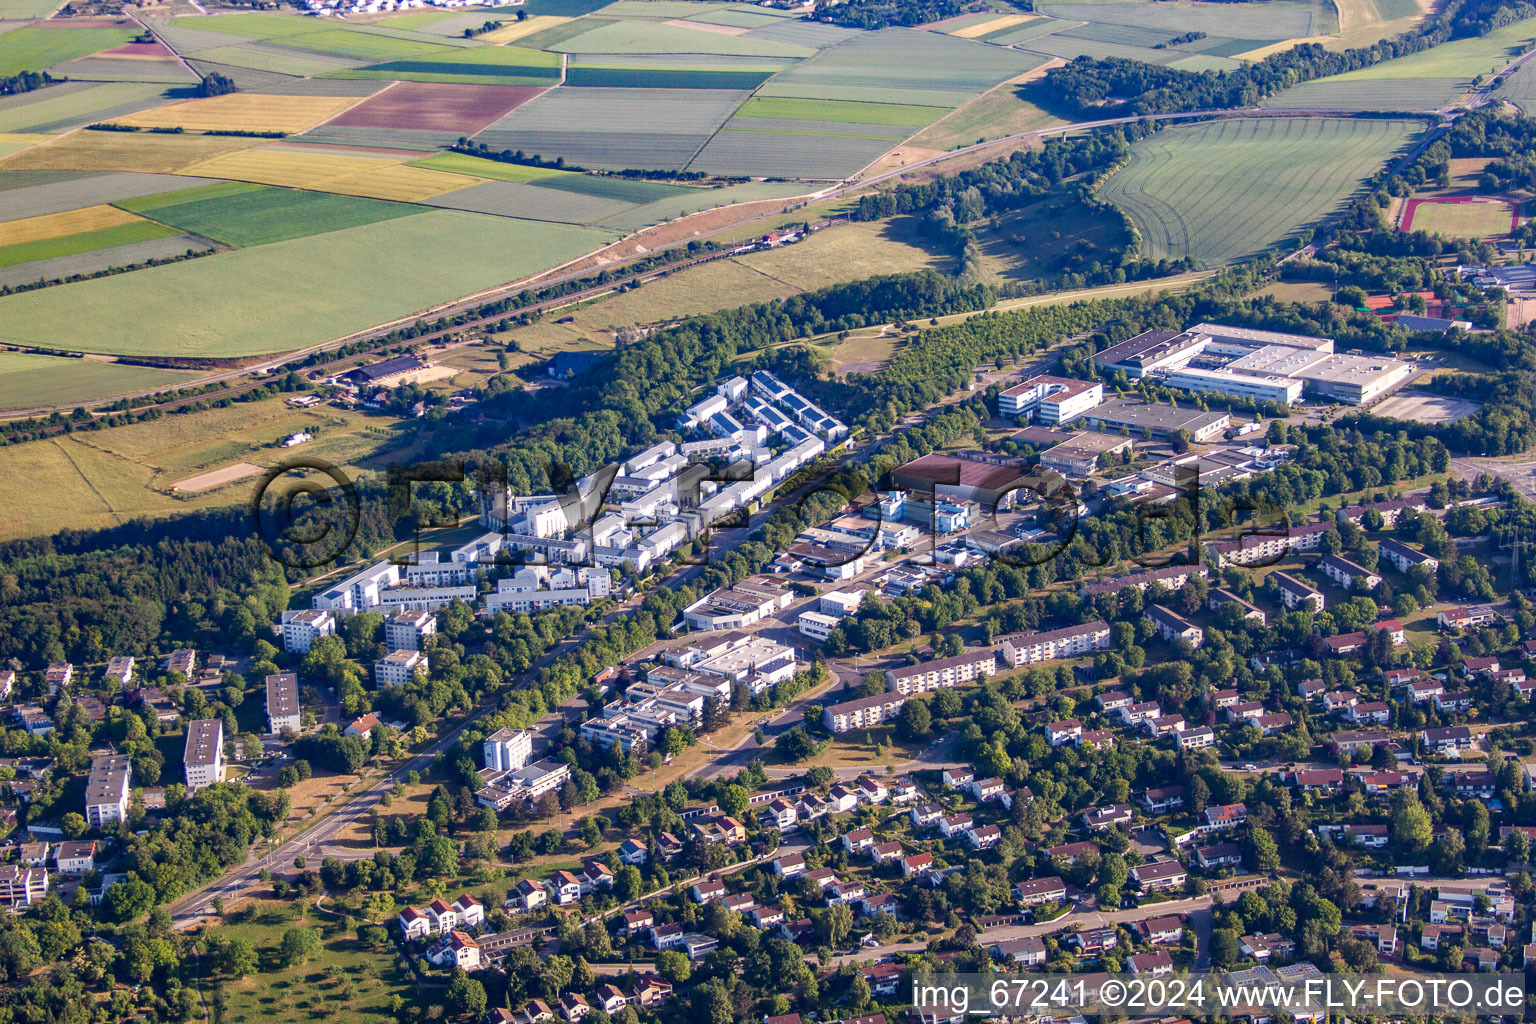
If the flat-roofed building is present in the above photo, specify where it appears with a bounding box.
[280,609,335,654]
[1093,329,1204,378]
[892,451,1028,511]
[385,610,436,651]
[998,375,1103,424]
[84,754,131,827]
[1162,366,1303,405]
[484,728,532,772]
[1080,398,1231,443]
[1289,353,1412,404]
[376,649,428,686]
[265,673,301,735]
[183,719,223,792]
[1040,433,1134,478]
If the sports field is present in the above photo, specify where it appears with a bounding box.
[0,210,609,357]
[116,181,426,246]
[1401,196,1516,237]
[1097,117,1417,264]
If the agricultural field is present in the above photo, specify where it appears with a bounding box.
[317,80,544,133]
[409,150,573,183]
[909,72,1067,150]
[1326,14,1536,78]
[756,28,1049,108]
[328,44,563,85]
[0,210,609,358]
[0,82,180,135]
[113,92,368,134]
[1096,117,1418,264]
[734,95,942,127]
[1401,196,1517,237]
[1260,76,1469,110]
[0,25,137,76]
[0,130,263,173]
[0,233,206,288]
[423,178,635,224]
[0,394,407,538]
[0,352,198,414]
[0,171,229,220]
[1037,0,1324,38]
[688,127,896,178]
[0,204,179,268]
[116,181,425,246]
[547,17,816,57]
[175,145,482,202]
[472,85,749,171]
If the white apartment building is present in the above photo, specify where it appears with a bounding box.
[798,610,843,641]
[84,754,131,827]
[484,566,611,615]
[999,620,1111,667]
[280,609,335,654]
[265,672,301,735]
[385,610,436,651]
[183,719,223,792]
[376,650,428,686]
[887,648,998,696]
[483,727,532,772]
[313,561,400,613]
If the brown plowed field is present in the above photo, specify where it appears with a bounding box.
[321,81,549,134]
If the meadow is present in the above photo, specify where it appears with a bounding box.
[0,211,610,358]
[1325,13,1536,78]
[116,182,426,246]
[1096,117,1417,264]
[1402,197,1516,237]
[909,75,1066,150]
[0,25,137,76]
[1259,76,1469,110]
[0,353,197,411]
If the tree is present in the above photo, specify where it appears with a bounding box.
[103,879,155,923]
[656,949,691,984]
[896,698,932,742]
[212,935,258,978]
[718,783,749,819]
[446,970,488,1017]
[195,71,236,96]
[1211,928,1242,968]
[279,927,322,967]
[61,812,87,839]
[1390,792,1433,854]
[1244,827,1281,872]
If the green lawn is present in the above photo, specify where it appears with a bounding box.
[0,26,137,76]
[118,182,426,247]
[1097,116,1418,264]
[735,95,947,127]
[0,210,612,358]
[0,219,180,269]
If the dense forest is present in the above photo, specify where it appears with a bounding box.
[812,0,978,29]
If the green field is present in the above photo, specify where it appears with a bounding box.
[0,210,610,358]
[0,82,175,134]
[1405,197,1515,238]
[410,151,574,183]
[0,0,64,16]
[735,95,945,126]
[168,12,352,39]
[0,352,197,412]
[0,26,137,76]
[267,26,457,62]
[1328,14,1536,79]
[1260,76,1469,110]
[0,219,180,269]
[1038,0,1322,37]
[551,17,817,56]
[331,43,563,83]
[533,173,696,202]
[116,182,425,247]
[564,65,774,88]
[1097,117,1417,264]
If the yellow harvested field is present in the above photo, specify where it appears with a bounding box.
[479,15,569,42]
[952,13,1033,37]
[114,93,368,135]
[1,203,145,245]
[0,131,261,173]
[1231,35,1333,60]
[322,163,485,202]
[177,145,483,201]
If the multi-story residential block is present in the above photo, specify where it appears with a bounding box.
[84,754,131,827]
[1378,537,1439,574]
[1273,571,1325,612]
[375,650,428,686]
[887,648,998,695]
[280,609,336,654]
[1145,605,1203,648]
[183,719,223,792]
[998,620,1111,666]
[385,609,436,651]
[265,672,301,736]
[1321,554,1382,591]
